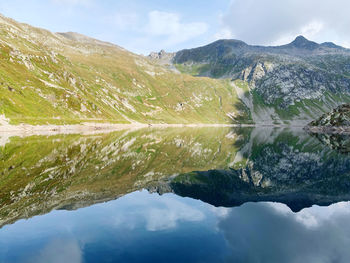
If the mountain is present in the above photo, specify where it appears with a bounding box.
[1,13,350,126]
[0,14,249,125]
[171,36,350,124]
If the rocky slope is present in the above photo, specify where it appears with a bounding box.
[309,104,350,127]
[0,14,249,125]
[170,36,350,124]
[305,104,350,134]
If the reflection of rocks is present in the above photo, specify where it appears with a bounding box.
[3,126,350,228]
[158,129,350,212]
[313,133,350,154]
[305,104,350,153]
[169,168,350,212]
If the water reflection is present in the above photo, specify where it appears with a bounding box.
[1,127,350,262]
[312,132,350,154]
[220,201,350,263]
[2,191,350,263]
[0,191,227,263]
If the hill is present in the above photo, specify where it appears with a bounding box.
[0,14,249,125]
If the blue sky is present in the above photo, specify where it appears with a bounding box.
[0,0,349,54]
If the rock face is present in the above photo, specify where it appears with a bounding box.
[148,50,174,60]
[172,36,350,122]
[305,104,350,135]
[309,104,350,127]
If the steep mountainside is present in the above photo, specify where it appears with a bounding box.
[0,14,249,125]
[171,36,350,124]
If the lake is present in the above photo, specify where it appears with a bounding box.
[1,127,350,263]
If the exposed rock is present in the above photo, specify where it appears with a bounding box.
[148,50,175,62]
[173,36,350,108]
[307,104,350,128]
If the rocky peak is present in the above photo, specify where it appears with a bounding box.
[287,35,319,50]
[148,49,173,59]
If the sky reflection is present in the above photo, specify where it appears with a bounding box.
[1,191,350,263]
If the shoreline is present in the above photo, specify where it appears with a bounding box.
[0,122,307,146]
[0,122,246,138]
[0,122,309,139]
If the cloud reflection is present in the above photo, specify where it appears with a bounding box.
[219,202,350,263]
[109,192,205,231]
[28,239,82,263]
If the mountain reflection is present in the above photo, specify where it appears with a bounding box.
[1,126,350,226]
[311,132,350,154]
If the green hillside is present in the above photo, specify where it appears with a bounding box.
[0,15,249,125]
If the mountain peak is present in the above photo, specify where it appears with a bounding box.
[321,42,343,49]
[294,35,309,42]
[288,35,319,49]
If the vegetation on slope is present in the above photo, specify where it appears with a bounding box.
[0,15,249,125]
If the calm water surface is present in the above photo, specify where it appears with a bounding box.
[1,127,350,262]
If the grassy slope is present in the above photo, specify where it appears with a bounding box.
[0,16,249,125]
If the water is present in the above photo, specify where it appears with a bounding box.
[1,127,350,262]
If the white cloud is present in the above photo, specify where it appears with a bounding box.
[219,201,350,262]
[30,239,82,263]
[110,193,205,231]
[213,28,234,41]
[108,12,139,31]
[218,0,350,47]
[145,10,208,46]
[100,10,208,53]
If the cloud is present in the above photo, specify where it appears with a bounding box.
[29,239,82,263]
[110,192,205,231]
[218,202,350,262]
[107,12,140,31]
[219,0,350,47]
[145,10,208,46]
[100,10,208,54]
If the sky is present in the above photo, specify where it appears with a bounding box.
[0,0,349,55]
